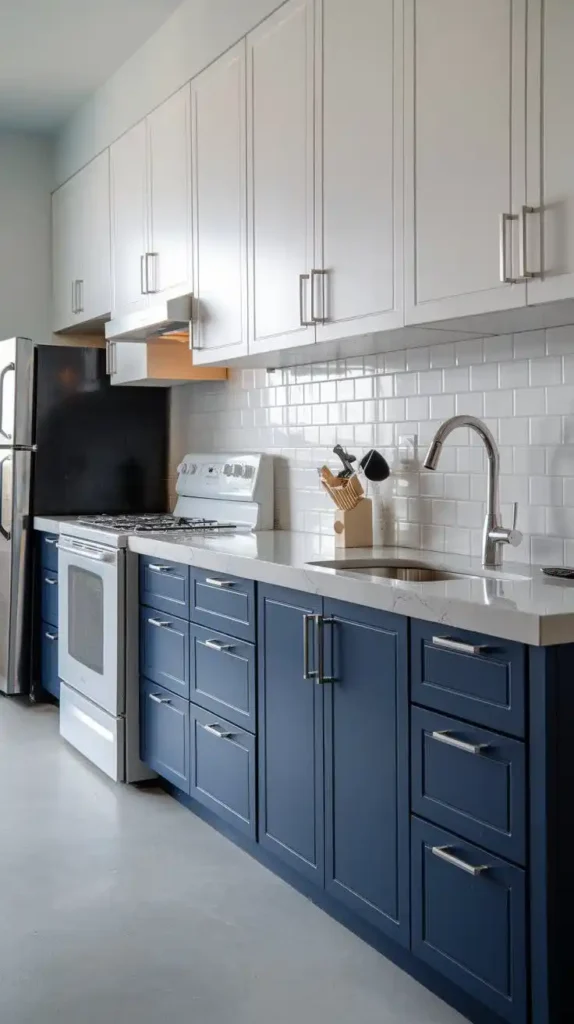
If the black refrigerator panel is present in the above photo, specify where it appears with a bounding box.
[33,346,169,516]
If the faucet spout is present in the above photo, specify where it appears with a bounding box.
[423,415,520,568]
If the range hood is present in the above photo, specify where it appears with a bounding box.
[105,295,192,342]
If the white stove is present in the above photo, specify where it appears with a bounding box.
[57,454,273,782]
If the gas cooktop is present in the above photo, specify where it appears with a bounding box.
[76,514,237,534]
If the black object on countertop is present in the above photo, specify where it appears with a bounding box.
[360,449,391,483]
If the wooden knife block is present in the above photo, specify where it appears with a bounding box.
[334,498,373,548]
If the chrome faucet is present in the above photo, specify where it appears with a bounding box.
[423,415,522,568]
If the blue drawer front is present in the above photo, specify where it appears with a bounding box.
[140,679,190,792]
[411,707,526,864]
[40,622,60,700]
[190,568,255,642]
[140,557,190,617]
[189,702,256,839]
[140,609,190,699]
[411,817,526,1024]
[190,622,256,732]
[40,570,59,627]
[39,532,58,571]
[411,621,525,737]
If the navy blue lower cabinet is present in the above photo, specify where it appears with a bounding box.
[322,599,409,945]
[140,608,190,699]
[40,570,59,627]
[39,532,58,572]
[258,585,324,885]
[411,816,526,1023]
[411,706,526,865]
[190,568,255,642]
[190,622,256,732]
[189,703,256,839]
[40,622,60,700]
[139,556,190,618]
[140,678,190,793]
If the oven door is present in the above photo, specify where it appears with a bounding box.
[58,537,124,716]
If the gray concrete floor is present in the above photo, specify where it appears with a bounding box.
[0,698,466,1024]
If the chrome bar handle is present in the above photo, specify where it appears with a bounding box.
[431,731,489,756]
[0,362,15,440]
[45,631,58,641]
[0,457,10,541]
[303,613,318,680]
[519,205,541,280]
[432,636,488,656]
[76,279,84,313]
[317,615,336,684]
[140,255,147,295]
[44,577,58,586]
[204,639,234,652]
[72,280,77,314]
[149,693,172,705]
[148,618,172,629]
[148,564,173,573]
[499,212,518,284]
[146,253,159,294]
[44,537,57,546]
[431,845,490,877]
[205,577,234,588]
[311,269,328,324]
[299,273,313,327]
[203,723,234,739]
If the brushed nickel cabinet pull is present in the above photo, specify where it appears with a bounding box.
[431,845,490,877]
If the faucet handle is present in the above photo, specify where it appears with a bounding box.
[504,502,522,547]
[512,501,519,532]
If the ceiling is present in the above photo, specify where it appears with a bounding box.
[0,0,183,132]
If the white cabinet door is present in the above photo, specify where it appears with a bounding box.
[526,0,574,304]
[107,342,148,386]
[148,86,193,300]
[191,41,248,364]
[52,175,80,332]
[77,151,111,323]
[315,0,403,343]
[247,0,316,355]
[110,120,149,316]
[404,0,527,323]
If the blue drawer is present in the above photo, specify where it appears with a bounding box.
[140,609,190,699]
[140,556,190,618]
[411,707,525,864]
[190,622,256,732]
[39,532,58,572]
[189,702,256,839]
[40,570,58,627]
[140,679,190,792]
[190,568,255,642]
[411,621,525,737]
[411,817,526,1024]
[40,621,60,700]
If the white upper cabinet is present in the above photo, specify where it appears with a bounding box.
[247,0,316,355]
[147,87,193,300]
[526,0,574,304]
[190,41,248,364]
[404,0,528,324]
[52,151,110,332]
[110,120,149,316]
[314,0,403,342]
[110,86,192,317]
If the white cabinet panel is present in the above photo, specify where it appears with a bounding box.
[526,0,574,304]
[191,41,248,364]
[52,174,79,332]
[110,120,149,316]
[247,0,316,355]
[78,151,111,323]
[315,0,402,342]
[405,0,527,323]
[148,86,193,300]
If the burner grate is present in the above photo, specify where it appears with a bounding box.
[76,514,237,533]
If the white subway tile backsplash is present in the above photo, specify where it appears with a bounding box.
[174,323,574,565]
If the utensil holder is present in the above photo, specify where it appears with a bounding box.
[321,473,364,510]
[334,498,373,548]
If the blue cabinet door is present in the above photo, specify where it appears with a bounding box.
[258,585,324,885]
[323,599,409,946]
[140,679,190,793]
[189,702,256,839]
[40,570,59,627]
[140,609,190,699]
[140,557,190,618]
[190,622,256,732]
[40,622,60,700]
[39,532,58,571]
[190,568,255,642]
[411,817,526,1024]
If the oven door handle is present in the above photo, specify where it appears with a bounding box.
[57,543,109,563]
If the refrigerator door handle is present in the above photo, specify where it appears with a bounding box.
[0,362,15,440]
[0,456,11,540]
[0,445,37,452]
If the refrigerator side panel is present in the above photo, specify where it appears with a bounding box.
[5,338,34,447]
[2,449,33,694]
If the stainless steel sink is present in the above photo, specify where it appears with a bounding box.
[308,559,480,582]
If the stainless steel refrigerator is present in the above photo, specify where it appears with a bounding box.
[0,338,168,696]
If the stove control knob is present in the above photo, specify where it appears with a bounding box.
[224,463,233,476]
[233,464,242,477]
[243,465,254,479]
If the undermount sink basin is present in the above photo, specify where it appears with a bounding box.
[308,559,479,582]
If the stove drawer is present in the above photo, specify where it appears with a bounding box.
[140,556,190,618]
[140,609,190,699]
[190,568,255,642]
[41,571,59,627]
[190,622,256,732]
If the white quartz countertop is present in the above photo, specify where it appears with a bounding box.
[124,529,574,647]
